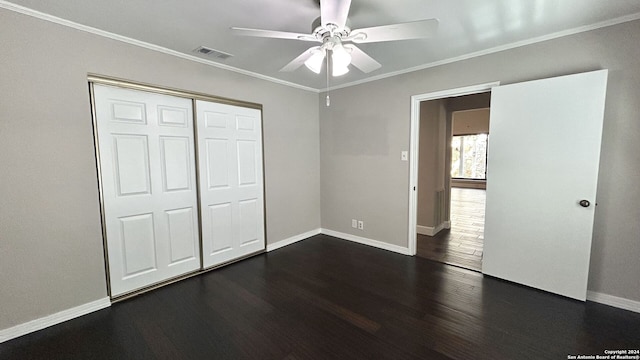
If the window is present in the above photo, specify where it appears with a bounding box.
[451,134,488,180]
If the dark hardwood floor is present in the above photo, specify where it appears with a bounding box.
[418,187,485,271]
[2,234,639,359]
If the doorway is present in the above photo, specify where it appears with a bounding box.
[413,93,491,271]
[407,81,499,261]
[408,71,607,300]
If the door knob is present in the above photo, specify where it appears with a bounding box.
[579,200,590,208]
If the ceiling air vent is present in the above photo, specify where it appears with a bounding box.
[193,46,233,60]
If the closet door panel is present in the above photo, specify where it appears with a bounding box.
[205,138,232,189]
[160,136,192,192]
[112,134,152,196]
[196,100,265,268]
[166,207,198,265]
[94,84,200,297]
[238,199,259,246]
[207,202,234,255]
[119,213,157,277]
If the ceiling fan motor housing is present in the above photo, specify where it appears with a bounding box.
[311,16,350,41]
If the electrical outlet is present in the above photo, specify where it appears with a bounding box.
[358,221,364,230]
[351,219,358,228]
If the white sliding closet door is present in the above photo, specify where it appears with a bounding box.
[196,100,265,268]
[94,85,201,297]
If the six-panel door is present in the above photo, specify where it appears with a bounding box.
[94,85,201,297]
[195,100,265,268]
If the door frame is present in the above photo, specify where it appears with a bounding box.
[407,82,500,256]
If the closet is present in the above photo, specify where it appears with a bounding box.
[91,80,265,298]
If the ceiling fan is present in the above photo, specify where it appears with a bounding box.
[230,0,439,77]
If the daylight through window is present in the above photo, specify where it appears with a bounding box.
[451,134,488,180]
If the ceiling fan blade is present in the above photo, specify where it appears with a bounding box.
[231,27,317,41]
[280,47,320,72]
[320,0,352,29]
[350,19,439,43]
[345,45,381,73]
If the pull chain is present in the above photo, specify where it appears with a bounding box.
[326,50,330,107]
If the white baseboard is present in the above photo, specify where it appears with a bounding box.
[416,225,433,236]
[266,228,321,252]
[417,221,450,236]
[587,291,640,313]
[0,297,111,343]
[320,228,411,256]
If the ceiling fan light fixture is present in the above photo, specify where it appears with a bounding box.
[232,1,439,78]
[332,64,349,77]
[304,49,325,74]
[331,44,351,69]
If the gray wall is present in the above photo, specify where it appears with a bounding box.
[417,100,446,228]
[452,109,490,136]
[447,92,492,113]
[320,19,640,302]
[0,9,320,330]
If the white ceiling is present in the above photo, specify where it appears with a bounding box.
[5,0,640,90]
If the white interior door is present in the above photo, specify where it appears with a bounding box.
[196,100,265,268]
[94,84,201,297]
[482,70,608,300]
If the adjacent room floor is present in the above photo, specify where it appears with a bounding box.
[417,187,486,271]
[2,234,639,360]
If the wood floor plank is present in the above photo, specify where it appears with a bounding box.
[418,187,486,271]
[2,235,639,359]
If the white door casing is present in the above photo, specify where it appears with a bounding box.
[408,82,500,256]
[482,70,608,300]
[195,100,265,268]
[94,84,201,297]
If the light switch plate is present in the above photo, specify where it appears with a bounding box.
[401,151,408,161]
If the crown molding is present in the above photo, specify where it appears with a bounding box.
[2,1,639,94]
[0,1,319,93]
[322,11,640,92]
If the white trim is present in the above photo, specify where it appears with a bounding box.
[266,228,321,252]
[416,225,432,236]
[417,222,449,236]
[2,0,639,93]
[0,297,111,343]
[322,12,640,92]
[587,291,640,313]
[321,228,411,256]
[0,1,318,93]
[408,82,499,256]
